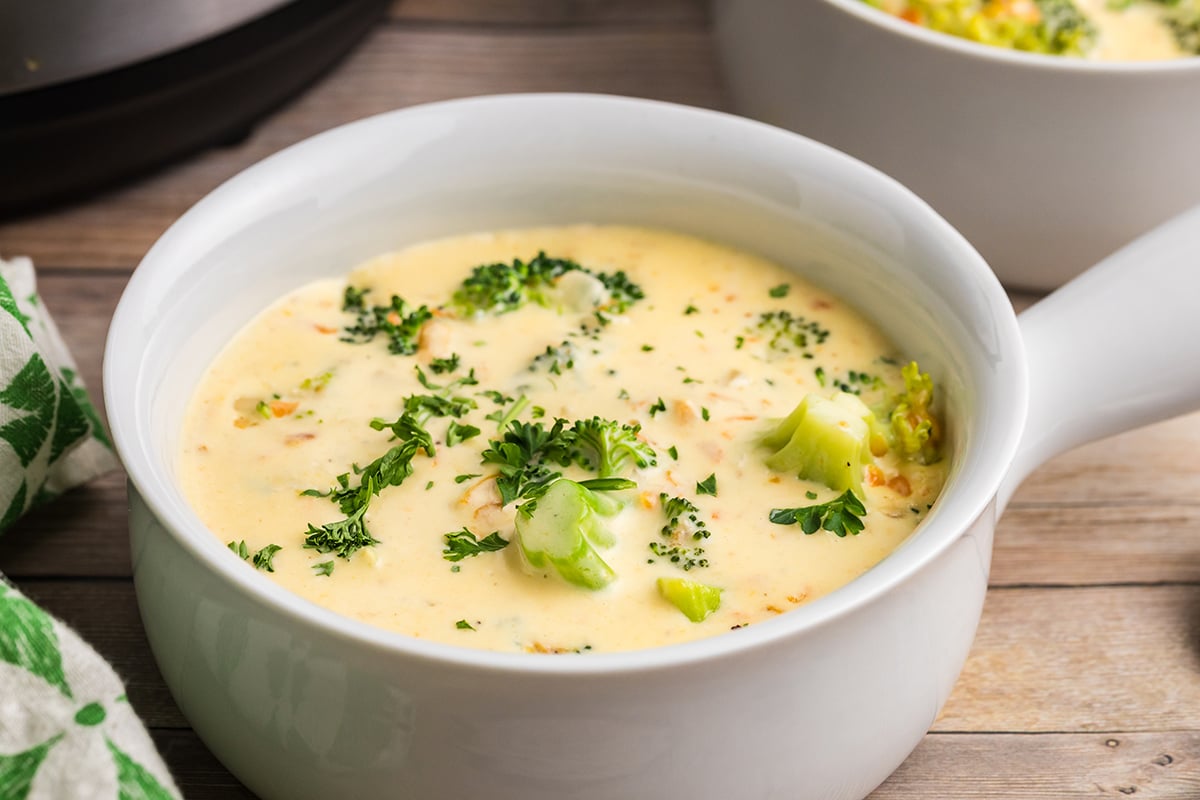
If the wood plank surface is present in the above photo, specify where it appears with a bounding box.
[873,732,1200,798]
[13,579,1200,735]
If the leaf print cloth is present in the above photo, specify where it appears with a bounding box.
[0,257,180,799]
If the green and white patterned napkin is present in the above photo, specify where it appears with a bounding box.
[0,256,181,799]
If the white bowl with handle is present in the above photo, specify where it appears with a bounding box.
[713,0,1200,290]
[103,94,1200,799]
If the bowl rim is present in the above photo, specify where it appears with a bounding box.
[105,92,1028,676]
[816,0,1200,72]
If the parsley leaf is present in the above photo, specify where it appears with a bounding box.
[442,528,510,562]
[769,283,790,298]
[313,560,335,577]
[446,421,481,447]
[456,619,476,630]
[429,353,461,374]
[769,489,866,537]
[252,544,282,572]
[480,419,574,505]
[696,473,718,496]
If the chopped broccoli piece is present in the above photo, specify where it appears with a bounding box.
[889,361,942,464]
[657,577,722,622]
[514,478,625,590]
[761,392,875,494]
[569,416,657,478]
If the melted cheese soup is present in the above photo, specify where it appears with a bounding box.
[180,226,948,654]
[869,0,1196,60]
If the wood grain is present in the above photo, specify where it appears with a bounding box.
[150,728,1200,800]
[871,732,1200,798]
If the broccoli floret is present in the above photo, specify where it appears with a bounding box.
[1159,0,1200,53]
[760,392,876,494]
[569,416,657,478]
[514,478,629,590]
[656,577,723,622]
[450,252,644,317]
[888,361,942,465]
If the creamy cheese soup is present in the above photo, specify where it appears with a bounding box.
[179,226,948,654]
[869,0,1196,60]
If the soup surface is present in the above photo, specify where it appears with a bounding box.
[867,0,1198,59]
[179,226,947,654]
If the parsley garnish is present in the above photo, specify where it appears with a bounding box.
[456,619,476,630]
[481,419,574,504]
[648,397,666,417]
[227,540,249,560]
[450,252,643,316]
[446,421,481,447]
[769,283,790,298]
[696,474,718,496]
[684,304,699,315]
[769,490,866,537]
[443,528,510,561]
[313,561,335,577]
[667,445,679,460]
[340,286,433,355]
[252,544,282,572]
[455,473,481,484]
[429,353,461,374]
[304,503,378,559]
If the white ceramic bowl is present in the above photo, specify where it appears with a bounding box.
[103,95,1200,800]
[713,0,1200,290]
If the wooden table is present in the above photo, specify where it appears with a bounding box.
[3,2,1199,796]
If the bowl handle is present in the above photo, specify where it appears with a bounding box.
[998,203,1200,511]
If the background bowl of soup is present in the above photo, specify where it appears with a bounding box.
[103,94,1200,800]
[713,0,1200,290]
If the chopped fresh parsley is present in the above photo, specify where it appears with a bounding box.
[700,407,710,421]
[313,560,335,577]
[429,353,461,374]
[252,544,282,572]
[769,489,866,537]
[752,310,830,357]
[227,540,249,559]
[443,528,510,561]
[769,283,790,298]
[340,286,433,355]
[450,252,644,316]
[304,504,378,560]
[455,473,482,484]
[684,304,699,315]
[456,619,476,630]
[481,419,574,505]
[648,397,666,417]
[530,340,577,375]
[446,420,481,447]
[667,445,679,461]
[696,473,718,496]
